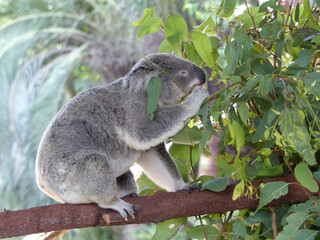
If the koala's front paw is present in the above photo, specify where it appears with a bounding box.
[182,183,201,194]
[185,89,209,117]
[187,89,209,104]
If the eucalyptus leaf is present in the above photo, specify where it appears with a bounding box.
[137,17,162,39]
[151,218,187,240]
[294,2,300,23]
[222,0,237,17]
[201,176,228,192]
[164,15,188,54]
[237,102,249,123]
[132,8,154,27]
[186,225,219,239]
[233,219,247,238]
[254,181,288,214]
[158,39,174,53]
[256,165,283,178]
[294,162,319,193]
[147,76,162,120]
[295,49,311,67]
[191,31,215,68]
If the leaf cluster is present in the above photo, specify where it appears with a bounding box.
[135,0,320,239]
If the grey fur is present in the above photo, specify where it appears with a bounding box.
[35,53,209,219]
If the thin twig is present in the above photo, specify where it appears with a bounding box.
[312,51,320,68]
[216,211,234,240]
[198,216,208,240]
[189,145,197,180]
[244,0,264,53]
[270,206,278,239]
[205,81,244,103]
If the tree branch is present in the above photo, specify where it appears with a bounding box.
[0,174,318,239]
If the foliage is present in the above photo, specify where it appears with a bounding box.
[136,0,320,239]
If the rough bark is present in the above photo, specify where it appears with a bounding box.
[0,174,319,239]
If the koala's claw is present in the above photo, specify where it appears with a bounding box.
[124,193,139,198]
[183,183,201,194]
[100,199,135,221]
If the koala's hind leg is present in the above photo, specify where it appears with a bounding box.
[116,170,138,198]
[137,143,186,192]
[65,154,135,220]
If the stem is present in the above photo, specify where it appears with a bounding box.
[250,98,262,118]
[189,145,196,180]
[205,81,244,103]
[216,211,234,240]
[312,51,320,68]
[244,0,264,53]
[270,206,278,239]
[198,216,208,240]
[284,0,293,26]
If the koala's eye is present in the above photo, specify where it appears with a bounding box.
[179,70,188,76]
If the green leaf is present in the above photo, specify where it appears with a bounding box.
[295,49,311,67]
[186,225,219,239]
[140,173,162,190]
[198,102,221,139]
[312,35,320,44]
[292,34,304,47]
[255,181,288,214]
[251,59,274,75]
[164,15,188,37]
[216,153,241,179]
[237,102,249,123]
[133,8,154,27]
[232,120,245,155]
[294,162,319,193]
[209,36,221,48]
[301,0,313,21]
[158,39,174,53]
[169,144,200,176]
[256,165,284,178]
[147,76,162,120]
[233,219,247,237]
[191,31,215,68]
[253,97,284,143]
[233,180,245,200]
[184,42,197,62]
[282,211,309,235]
[137,17,162,39]
[172,126,202,145]
[314,169,320,182]
[151,218,187,240]
[294,2,300,23]
[222,0,237,17]
[195,16,216,34]
[290,229,318,240]
[201,176,228,192]
[259,0,277,12]
[164,15,188,54]
[238,7,264,28]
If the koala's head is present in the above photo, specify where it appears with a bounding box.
[129,53,206,105]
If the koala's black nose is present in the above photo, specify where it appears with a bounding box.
[193,65,206,84]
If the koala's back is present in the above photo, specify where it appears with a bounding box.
[35,79,140,193]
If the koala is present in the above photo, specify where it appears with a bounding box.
[35,53,209,220]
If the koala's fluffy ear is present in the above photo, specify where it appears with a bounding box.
[129,59,160,90]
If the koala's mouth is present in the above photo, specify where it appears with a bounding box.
[194,83,204,90]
